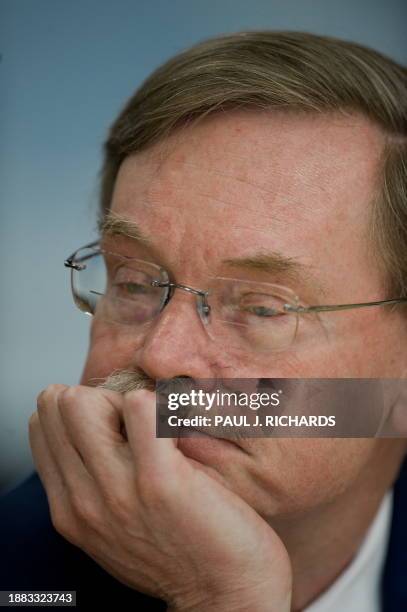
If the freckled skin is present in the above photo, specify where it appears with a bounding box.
[80,110,407,605]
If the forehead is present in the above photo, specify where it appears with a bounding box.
[109,109,385,294]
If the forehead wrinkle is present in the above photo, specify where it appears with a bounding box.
[151,158,326,220]
[154,182,270,216]
[169,158,280,202]
[119,149,322,222]
[146,167,287,217]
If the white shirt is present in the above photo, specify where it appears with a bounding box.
[304,491,393,612]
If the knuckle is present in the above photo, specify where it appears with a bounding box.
[36,399,51,421]
[49,502,78,544]
[59,385,84,408]
[36,384,67,416]
[37,384,63,405]
[58,386,90,422]
[28,411,39,431]
[36,388,50,413]
[98,387,122,404]
[60,384,103,411]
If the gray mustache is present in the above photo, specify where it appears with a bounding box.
[98,370,155,393]
[96,370,194,397]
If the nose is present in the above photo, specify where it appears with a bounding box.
[132,288,221,380]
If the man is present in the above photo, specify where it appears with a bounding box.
[1,31,406,611]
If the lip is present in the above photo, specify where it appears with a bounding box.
[177,427,244,462]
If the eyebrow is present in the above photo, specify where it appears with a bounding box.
[221,253,326,296]
[99,212,326,297]
[99,212,153,246]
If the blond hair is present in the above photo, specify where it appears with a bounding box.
[99,31,407,298]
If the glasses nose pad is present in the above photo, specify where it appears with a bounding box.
[160,288,172,311]
[197,294,211,325]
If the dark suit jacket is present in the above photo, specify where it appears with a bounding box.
[1,460,406,611]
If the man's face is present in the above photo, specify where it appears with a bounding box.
[80,110,407,519]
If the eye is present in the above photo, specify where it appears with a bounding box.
[117,282,151,296]
[242,304,282,317]
[238,292,288,318]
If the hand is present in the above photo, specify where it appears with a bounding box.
[29,385,292,611]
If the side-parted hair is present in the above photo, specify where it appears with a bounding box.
[99,31,407,299]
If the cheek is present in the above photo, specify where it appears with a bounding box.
[80,320,142,385]
[241,438,377,517]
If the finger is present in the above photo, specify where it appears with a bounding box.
[29,411,90,546]
[57,385,133,491]
[29,410,66,500]
[37,384,95,491]
[122,389,178,473]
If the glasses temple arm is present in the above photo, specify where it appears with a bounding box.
[287,297,407,314]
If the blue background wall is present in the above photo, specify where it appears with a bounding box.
[1,0,407,492]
